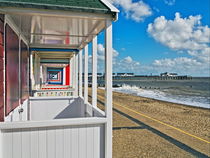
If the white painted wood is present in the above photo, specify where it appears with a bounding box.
[63,66,66,85]
[30,97,86,120]
[3,130,13,158]
[86,126,94,158]
[47,129,56,158]
[84,45,88,104]
[0,131,2,158]
[1,123,106,158]
[100,0,120,13]
[21,129,31,158]
[92,36,97,107]
[79,50,83,97]
[94,125,100,158]
[12,130,22,158]
[39,128,47,158]
[64,127,72,158]
[79,126,87,158]
[0,117,107,130]
[75,53,79,96]
[31,128,39,158]
[1,8,114,20]
[55,127,64,158]
[105,19,113,158]
[71,127,79,158]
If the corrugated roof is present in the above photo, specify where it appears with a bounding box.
[0,0,115,14]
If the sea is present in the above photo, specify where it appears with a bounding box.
[107,77,210,109]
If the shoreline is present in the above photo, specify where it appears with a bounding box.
[114,90,210,111]
[111,86,210,109]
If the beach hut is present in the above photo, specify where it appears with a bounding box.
[0,1,119,157]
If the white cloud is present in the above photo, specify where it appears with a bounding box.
[114,56,140,72]
[97,44,119,61]
[152,56,210,76]
[147,13,210,51]
[109,0,152,22]
[124,56,133,63]
[147,13,210,75]
[164,0,176,6]
[153,57,202,68]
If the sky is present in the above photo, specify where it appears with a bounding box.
[95,0,210,77]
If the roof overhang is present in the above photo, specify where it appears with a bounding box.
[0,0,119,50]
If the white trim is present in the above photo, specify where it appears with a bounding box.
[105,20,113,158]
[0,117,107,130]
[92,36,97,107]
[63,66,66,85]
[3,17,6,120]
[84,45,88,104]
[0,8,114,20]
[79,49,83,97]
[75,53,79,96]
[100,0,119,13]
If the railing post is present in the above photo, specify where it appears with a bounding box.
[75,53,78,96]
[79,49,83,97]
[92,36,97,107]
[105,20,113,158]
[84,45,88,104]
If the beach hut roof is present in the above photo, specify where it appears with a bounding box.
[0,0,118,15]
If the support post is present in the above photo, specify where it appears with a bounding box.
[105,20,113,158]
[74,53,78,96]
[79,49,83,97]
[84,45,88,103]
[92,36,97,107]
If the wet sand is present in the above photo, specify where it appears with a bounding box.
[89,88,210,157]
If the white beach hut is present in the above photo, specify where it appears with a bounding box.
[0,0,118,157]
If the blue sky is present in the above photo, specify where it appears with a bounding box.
[96,0,210,76]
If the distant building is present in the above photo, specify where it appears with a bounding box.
[160,72,178,77]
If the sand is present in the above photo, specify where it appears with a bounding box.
[89,88,210,157]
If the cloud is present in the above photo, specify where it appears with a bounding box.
[109,0,152,22]
[114,56,140,72]
[147,13,210,51]
[147,12,210,75]
[164,0,176,6]
[97,44,119,61]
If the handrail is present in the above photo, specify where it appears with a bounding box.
[0,117,107,130]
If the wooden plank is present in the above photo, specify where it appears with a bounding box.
[38,128,47,158]
[47,128,56,158]
[0,117,107,129]
[92,36,97,107]
[94,125,100,158]
[84,45,88,103]
[64,127,71,158]
[105,20,113,158]
[13,130,22,158]
[21,129,31,158]
[55,127,64,158]
[86,126,94,158]
[79,126,87,158]
[79,50,83,97]
[31,128,39,158]
[71,127,79,158]
[3,130,13,158]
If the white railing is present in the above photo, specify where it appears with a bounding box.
[0,117,106,158]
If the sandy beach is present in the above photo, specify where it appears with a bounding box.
[89,88,210,157]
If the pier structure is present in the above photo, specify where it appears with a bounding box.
[0,1,119,158]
